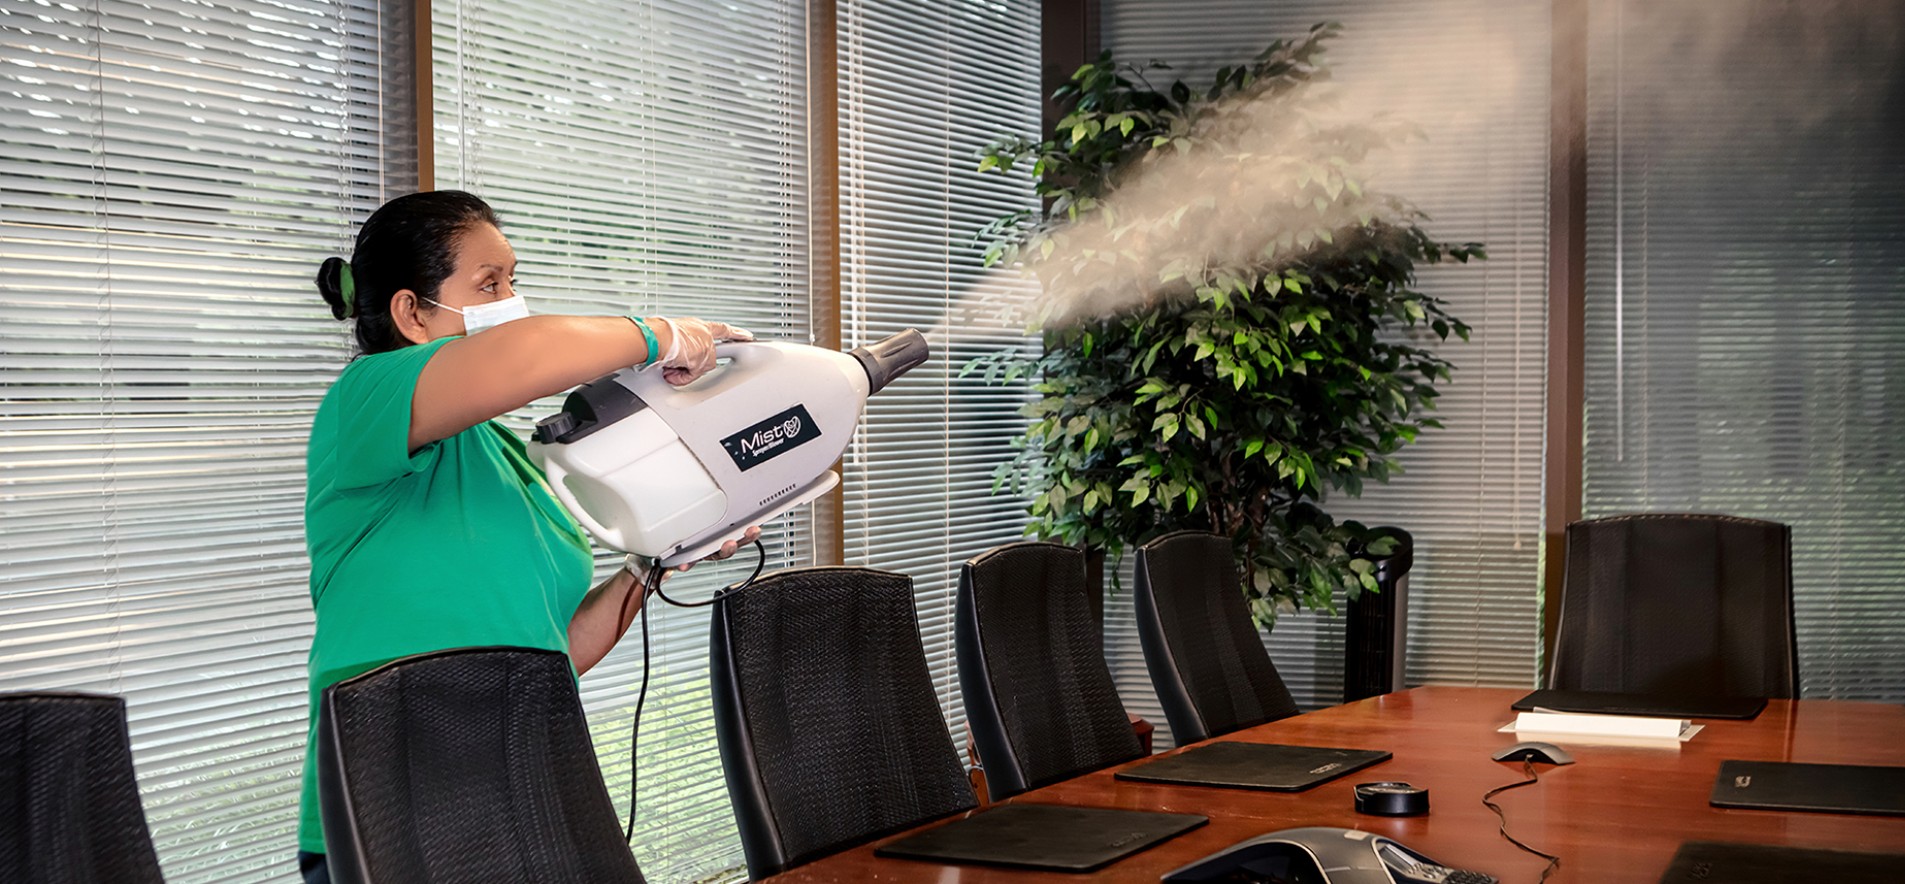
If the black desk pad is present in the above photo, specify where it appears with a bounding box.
[874,803,1208,872]
[1710,760,1905,816]
[1513,689,1766,720]
[1114,741,1392,791]
[1659,841,1905,883]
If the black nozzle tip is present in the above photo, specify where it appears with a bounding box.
[851,329,930,394]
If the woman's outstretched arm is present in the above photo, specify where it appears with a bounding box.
[407,315,748,450]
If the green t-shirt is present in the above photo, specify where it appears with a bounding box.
[298,336,594,854]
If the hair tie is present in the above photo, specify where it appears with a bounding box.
[338,262,357,318]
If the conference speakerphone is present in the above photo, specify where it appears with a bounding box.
[1163,827,1498,884]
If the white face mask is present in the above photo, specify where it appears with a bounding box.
[429,294,530,336]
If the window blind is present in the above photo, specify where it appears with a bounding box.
[1582,1,1905,702]
[837,0,1042,752]
[0,1,404,880]
[432,0,809,878]
[1100,0,1552,720]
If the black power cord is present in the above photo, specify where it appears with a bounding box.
[1481,758,1563,882]
[621,540,769,843]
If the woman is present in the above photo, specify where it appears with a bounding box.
[299,190,756,882]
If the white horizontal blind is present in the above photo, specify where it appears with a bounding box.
[432,0,808,878]
[1582,1,1905,702]
[1101,0,1551,714]
[1,1,402,881]
[838,0,1041,755]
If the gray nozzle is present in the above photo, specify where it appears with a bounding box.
[850,329,930,394]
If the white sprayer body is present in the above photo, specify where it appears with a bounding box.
[529,340,889,567]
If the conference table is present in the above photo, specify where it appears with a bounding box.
[766,686,1905,882]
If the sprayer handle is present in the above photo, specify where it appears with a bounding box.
[539,457,629,552]
[625,340,762,391]
[713,340,763,363]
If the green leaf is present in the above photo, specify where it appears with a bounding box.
[976,155,998,173]
[1120,116,1136,136]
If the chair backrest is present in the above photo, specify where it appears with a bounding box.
[316,647,644,884]
[711,567,975,879]
[0,692,166,884]
[1550,514,1799,699]
[956,542,1142,801]
[1134,531,1299,745]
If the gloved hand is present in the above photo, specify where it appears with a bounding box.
[652,316,755,386]
[625,525,762,575]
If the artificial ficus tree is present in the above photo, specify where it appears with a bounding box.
[970,24,1482,625]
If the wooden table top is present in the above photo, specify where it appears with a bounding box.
[766,686,1905,883]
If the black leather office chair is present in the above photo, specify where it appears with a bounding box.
[1549,514,1799,699]
[0,691,166,884]
[956,542,1143,801]
[1135,531,1300,745]
[711,567,976,880]
[316,647,644,884]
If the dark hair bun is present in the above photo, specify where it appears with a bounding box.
[316,257,350,321]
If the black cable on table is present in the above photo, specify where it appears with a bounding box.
[1481,757,1563,882]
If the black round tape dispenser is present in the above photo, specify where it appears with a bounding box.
[1354,781,1430,816]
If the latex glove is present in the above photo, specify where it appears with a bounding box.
[623,525,762,575]
[632,529,765,575]
[652,316,754,386]
[676,525,763,573]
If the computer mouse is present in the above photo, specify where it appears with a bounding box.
[1491,741,1574,765]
